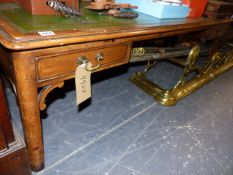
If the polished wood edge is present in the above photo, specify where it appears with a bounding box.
[0,16,233,50]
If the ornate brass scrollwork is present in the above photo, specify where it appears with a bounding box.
[129,42,233,106]
[173,45,200,89]
[131,47,145,57]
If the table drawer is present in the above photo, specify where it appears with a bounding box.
[36,43,131,81]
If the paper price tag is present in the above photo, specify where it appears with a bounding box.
[75,63,92,105]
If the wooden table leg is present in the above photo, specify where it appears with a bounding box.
[13,53,44,171]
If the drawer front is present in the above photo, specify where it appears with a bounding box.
[36,43,131,81]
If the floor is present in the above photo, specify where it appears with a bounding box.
[5,61,233,175]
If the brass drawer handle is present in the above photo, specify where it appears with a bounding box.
[78,52,104,72]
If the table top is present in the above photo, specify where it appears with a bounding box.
[0,2,232,50]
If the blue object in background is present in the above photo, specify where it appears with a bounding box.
[116,0,190,19]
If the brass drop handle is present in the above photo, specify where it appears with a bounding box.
[78,52,104,72]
